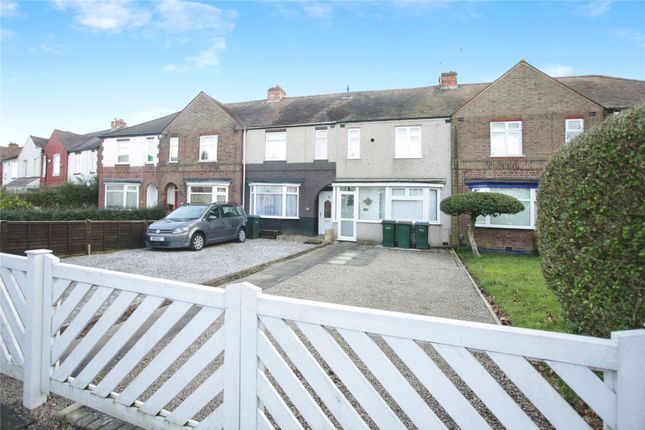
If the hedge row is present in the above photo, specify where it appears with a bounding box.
[20,179,98,208]
[1,206,166,221]
[537,104,644,337]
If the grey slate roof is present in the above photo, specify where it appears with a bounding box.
[57,129,110,152]
[4,177,40,189]
[30,136,48,149]
[0,145,21,161]
[556,76,645,110]
[100,112,181,138]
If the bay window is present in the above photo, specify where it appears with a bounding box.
[472,186,537,229]
[265,131,287,161]
[105,183,139,208]
[490,121,522,156]
[250,183,299,218]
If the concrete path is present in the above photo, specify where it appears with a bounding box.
[240,244,496,323]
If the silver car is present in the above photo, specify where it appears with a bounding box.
[144,203,248,251]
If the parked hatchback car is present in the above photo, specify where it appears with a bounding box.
[145,203,248,251]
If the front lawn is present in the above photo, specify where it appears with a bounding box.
[457,250,567,332]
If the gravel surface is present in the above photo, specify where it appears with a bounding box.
[63,239,315,284]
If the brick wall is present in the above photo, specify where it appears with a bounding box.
[44,131,68,186]
[451,61,606,251]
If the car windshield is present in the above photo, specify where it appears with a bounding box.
[166,205,209,220]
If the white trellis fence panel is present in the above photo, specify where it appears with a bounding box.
[1,250,644,429]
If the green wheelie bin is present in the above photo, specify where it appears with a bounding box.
[414,221,429,249]
[246,215,261,239]
[396,221,412,248]
[382,220,396,247]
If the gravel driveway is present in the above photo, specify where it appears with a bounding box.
[63,239,315,284]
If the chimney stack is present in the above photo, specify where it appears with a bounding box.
[111,118,127,130]
[266,84,286,103]
[439,71,458,89]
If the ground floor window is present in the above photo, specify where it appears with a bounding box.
[187,183,228,203]
[334,183,441,223]
[471,185,537,229]
[105,183,139,208]
[249,183,299,218]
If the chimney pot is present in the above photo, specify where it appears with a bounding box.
[439,71,458,89]
[110,118,127,130]
[267,85,286,103]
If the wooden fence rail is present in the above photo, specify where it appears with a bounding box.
[0,220,154,256]
[1,251,644,429]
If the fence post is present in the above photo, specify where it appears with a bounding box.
[612,329,645,429]
[23,249,54,408]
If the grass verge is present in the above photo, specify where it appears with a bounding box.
[457,250,567,332]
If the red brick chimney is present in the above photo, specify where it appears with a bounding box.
[267,85,286,103]
[439,71,458,89]
[110,118,127,130]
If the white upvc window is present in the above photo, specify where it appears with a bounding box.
[42,157,46,177]
[146,141,158,164]
[199,135,218,162]
[74,153,82,173]
[265,131,287,161]
[105,183,139,208]
[473,186,537,229]
[117,141,129,164]
[347,128,360,159]
[169,137,179,163]
[395,126,422,158]
[53,154,61,176]
[565,119,584,144]
[249,183,299,219]
[315,128,328,160]
[490,121,522,156]
[187,184,228,203]
[90,151,97,174]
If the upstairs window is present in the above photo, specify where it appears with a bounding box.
[53,154,60,176]
[565,119,584,144]
[199,135,218,162]
[117,141,129,164]
[169,137,179,163]
[146,141,157,164]
[74,153,82,173]
[395,126,422,158]
[265,131,286,161]
[347,128,360,159]
[315,128,328,160]
[490,121,522,157]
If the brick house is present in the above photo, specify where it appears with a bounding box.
[451,60,645,251]
[99,92,244,210]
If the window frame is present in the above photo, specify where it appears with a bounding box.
[74,152,82,174]
[472,186,537,230]
[314,128,328,160]
[394,126,422,159]
[347,128,361,159]
[186,183,229,204]
[116,141,130,164]
[199,135,218,162]
[169,137,179,163]
[490,121,523,157]
[249,183,300,219]
[104,183,139,209]
[52,154,61,176]
[565,118,584,144]
[146,141,157,164]
[265,131,287,161]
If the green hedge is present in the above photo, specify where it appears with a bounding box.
[0,206,166,221]
[537,105,645,337]
[20,179,98,208]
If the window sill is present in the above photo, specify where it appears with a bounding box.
[475,224,535,231]
[199,160,218,163]
[393,156,423,160]
[489,155,525,159]
[314,158,328,161]
[168,161,178,164]
[264,159,287,162]
[346,157,361,160]
[115,163,131,166]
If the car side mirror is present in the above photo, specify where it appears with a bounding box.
[207,214,218,221]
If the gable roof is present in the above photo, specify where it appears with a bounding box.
[53,129,109,152]
[100,112,181,138]
[0,145,21,161]
[30,136,48,149]
[556,76,645,110]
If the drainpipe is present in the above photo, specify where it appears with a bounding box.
[242,128,247,210]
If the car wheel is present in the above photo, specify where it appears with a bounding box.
[236,227,246,243]
[190,233,205,251]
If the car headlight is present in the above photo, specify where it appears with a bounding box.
[172,226,189,234]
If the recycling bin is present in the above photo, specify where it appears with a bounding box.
[382,220,396,247]
[246,215,261,239]
[414,221,429,249]
[396,221,412,249]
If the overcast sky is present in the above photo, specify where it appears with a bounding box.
[1,0,644,146]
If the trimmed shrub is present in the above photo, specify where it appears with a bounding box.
[441,192,524,257]
[0,206,166,221]
[538,105,645,337]
[21,178,98,208]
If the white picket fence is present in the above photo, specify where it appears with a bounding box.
[1,250,643,430]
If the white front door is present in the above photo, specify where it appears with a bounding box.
[337,188,357,241]
[318,191,333,235]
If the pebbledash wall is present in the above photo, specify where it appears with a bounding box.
[451,61,605,251]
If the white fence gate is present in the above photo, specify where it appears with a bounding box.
[1,250,643,429]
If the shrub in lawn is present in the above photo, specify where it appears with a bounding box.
[0,206,166,221]
[441,192,524,258]
[538,104,645,337]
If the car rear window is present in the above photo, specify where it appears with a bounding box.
[221,205,237,218]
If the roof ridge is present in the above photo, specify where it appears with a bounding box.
[557,74,645,83]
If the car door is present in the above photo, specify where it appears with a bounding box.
[205,206,226,242]
[220,204,238,239]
